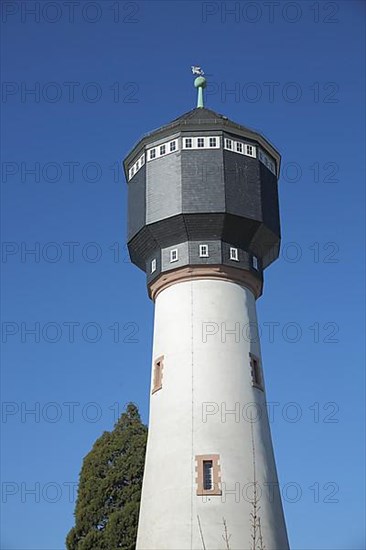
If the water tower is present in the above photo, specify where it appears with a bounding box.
[123,68,289,550]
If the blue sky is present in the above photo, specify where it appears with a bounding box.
[1,1,365,548]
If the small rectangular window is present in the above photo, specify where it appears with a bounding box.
[170,249,178,262]
[195,454,221,496]
[149,149,156,160]
[236,142,243,153]
[184,138,192,148]
[225,139,232,150]
[199,244,209,257]
[140,154,145,165]
[246,144,255,157]
[209,137,217,147]
[160,144,166,156]
[151,259,157,273]
[249,353,264,391]
[152,356,164,394]
[129,168,133,180]
[170,141,176,152]
[229,247,239,261]
[197,138,205,148]
[252,256,258,270]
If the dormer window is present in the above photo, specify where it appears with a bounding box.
[236,142,243,153]
[160,144,166,156]
[197,138,205,148]
[209,137,217,147]
[230,247,239,261]
[184,138,192,148]
[225,139,232,150]
[170,141,176,152]
[149,149,156,160]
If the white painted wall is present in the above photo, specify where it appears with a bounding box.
[137,279,289,550]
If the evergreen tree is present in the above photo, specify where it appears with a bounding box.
[66,403,147,550]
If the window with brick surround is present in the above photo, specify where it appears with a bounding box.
[195,454,221,496]
[249,353,264,391]
[152,356,164,394]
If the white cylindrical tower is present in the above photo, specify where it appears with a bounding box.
[136,277,289,550]
[124,76,289,549]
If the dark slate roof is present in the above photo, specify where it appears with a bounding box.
[146,107,255,138]
[124,108,280,171]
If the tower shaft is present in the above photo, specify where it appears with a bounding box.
[137,278,289,550]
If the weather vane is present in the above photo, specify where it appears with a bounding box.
[191,66,207,108]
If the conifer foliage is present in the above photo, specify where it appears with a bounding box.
[66,403,147,550]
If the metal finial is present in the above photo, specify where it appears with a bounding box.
[191,66,207,108]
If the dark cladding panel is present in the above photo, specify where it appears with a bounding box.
[127,166,146,241]
[224,151,262,221]
[259,164,281,237]
[128,225,159,271]
[222,214,260,249]
[149,215,187,247]
[184,213,225,241]
[146,152,182,224]
[181,149,225,213]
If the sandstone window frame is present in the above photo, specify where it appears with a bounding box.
[249,352,264,391]
[195,454,222,496]
[152,356,164,394]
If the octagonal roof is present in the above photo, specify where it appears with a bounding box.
[124,107,281,177]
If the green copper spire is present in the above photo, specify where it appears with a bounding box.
[191,66,206,108]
